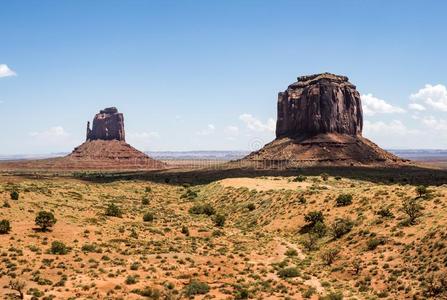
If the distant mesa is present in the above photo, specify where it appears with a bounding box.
[241,73,406,166]
[65,107,166,170]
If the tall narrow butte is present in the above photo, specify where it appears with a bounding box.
[242,73,405,167]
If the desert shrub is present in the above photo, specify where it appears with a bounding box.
[402,198,423,225]
[321,248,340,265]
[133,286,161,299]
[331,218,353,239]
[416,185,428,198]
[377,207,394,218]
[293,175,307,182]
[246,203,256,211]
[189,203,215,216]
[181,225,190,236]
[213,214,226,227]
[334,176,342,180]
[143,212,154,222]
[50,241,68,255]
[141,196,150,205]
[81,243,101,253]
[184,280,210,296]
[0,219,11,234]
[304,211,324,227]
[181,189,198,200]
[285,248,298,257]
[367,237,386,251]
[105,203,123,217]
[304,287,317,298]
[302,233,319,251]
[320,173,329,181]
[278,267,300,278]
[319,291,343,300]
[298,195,307,204]
[336,194,352,207]
[35,211,57,231]
[125,275,138,285]
[145,186,152,193]
[311,221,327,238]
[234,286,250,299]
[10,190,19,200]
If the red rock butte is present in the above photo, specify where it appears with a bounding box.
[242,73,406,167]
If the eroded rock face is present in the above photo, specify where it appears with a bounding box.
[276,73,363,138]
[86,107,125,141]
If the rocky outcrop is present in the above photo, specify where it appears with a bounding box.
[86,107,125,141]
[241,73,406,167]
[276,73,363,138]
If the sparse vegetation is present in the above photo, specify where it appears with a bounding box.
[10,190,19,200]
[0,219,11,234]
[50,241,68,254]
[105,203,123,217]
[35,211,57,231]
[184,280,210,296]
[189,203,215,216]
[402,198,423,225]
[143,212,154,222]
[335,194,352,206]
[331,217,353,238]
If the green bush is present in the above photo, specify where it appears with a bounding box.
[319,291,343,300]
[304,211,324,227]
[377,207,394,218]
[246,203,256,211]
[320,173,329,181]
[285,249,298,257]
[181,225,190,236]
[415,185,428,197]
[143,212,154,222]
[277,267,300,278]
[213,214,226,227]
[293,175,307,182]
[189,203,215,216]
[184,280,210,296]
[105,203,123,217]
[311,221,327,238]
[367,237,386,251]
[321,248,339,265]
[181,189,198,200]
[50,241,68,255]
[336,194,352,207]
[0,219,11,234]
[402,198,423,225]
[125,275,138,285]
[141,196,150,205]
[35,211,57,231]
[331,218,353,239]
[10,190,19,201]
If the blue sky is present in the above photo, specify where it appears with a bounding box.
[1,0,447,154]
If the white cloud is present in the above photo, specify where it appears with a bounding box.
[196,124,215,136]
[363,120,414,136]
[421,116,447,131]
[361,93,405,116]
[30,126,69,139]
[408,103,426,111]
[410,84,447,111]
[0,64,17,78]
[239,113,275,132]
[224,125,239,136]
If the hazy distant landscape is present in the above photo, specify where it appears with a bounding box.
[2,149,447,162]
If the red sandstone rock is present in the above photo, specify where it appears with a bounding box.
[241,73,406,167]
[276,73,363,138]
[87,107,125,141]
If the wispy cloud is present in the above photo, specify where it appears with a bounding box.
[196,124,215,136]
[361,93,405,116]
[239,114,275,132]
[30,126,69,139]
[0,64,17,78]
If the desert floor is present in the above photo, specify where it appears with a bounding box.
[0,172,446,299]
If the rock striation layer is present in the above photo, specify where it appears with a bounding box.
[241,73,406,167]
